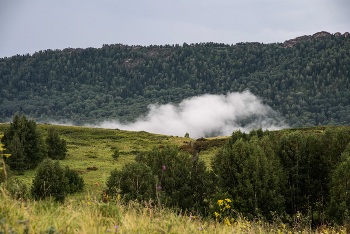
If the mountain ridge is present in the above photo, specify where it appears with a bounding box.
[0,31,350,129]
[283,31,349,48]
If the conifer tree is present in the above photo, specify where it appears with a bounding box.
[45,127,67,160]
[2,114,43,172]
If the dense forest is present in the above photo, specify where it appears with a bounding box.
[0,31,350,127]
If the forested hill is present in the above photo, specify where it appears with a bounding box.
[0,31,350,127]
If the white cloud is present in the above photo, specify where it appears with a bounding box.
[87,91,288,138]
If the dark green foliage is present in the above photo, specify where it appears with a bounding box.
[139,145,209,213]
[277,131,308,215]
[45,127,67,160]
[64,166,85,193]
[210,127,350,223]
[211,130,285,219]
[329,143,350,224]
[111,147,120,161]
[2,114,43,172]
[106,162,155,202]
[274,127,350,225]
[0,35,350,128]
[31,158,85,202]
[107,145,209,213]
[31,158,69,202]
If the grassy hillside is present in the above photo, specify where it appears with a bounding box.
[0,123,345,194]
[0,123,226,196]
[2,124,349,233]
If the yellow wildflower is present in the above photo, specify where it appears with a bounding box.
[224,219,231,226]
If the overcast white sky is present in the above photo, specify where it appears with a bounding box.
[0,0,349,58]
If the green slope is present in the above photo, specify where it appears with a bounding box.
[1,123,347,196]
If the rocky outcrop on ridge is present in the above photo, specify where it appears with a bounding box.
[283,31,349,48]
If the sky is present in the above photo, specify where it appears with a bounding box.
[0,0,349,59]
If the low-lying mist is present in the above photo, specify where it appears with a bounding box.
[85,91,288,138]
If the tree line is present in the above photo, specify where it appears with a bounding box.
[0,33,349,127]
[106,127,350,225]
[0,114,84,202]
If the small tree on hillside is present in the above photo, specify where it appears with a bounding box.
[45,127,67,160]
[31,158,84,202]
[112,147,120,161]
[31,158,69,202]
[64,166,85,193]
[2,114,43,173]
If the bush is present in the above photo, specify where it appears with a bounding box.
[31,158,85,202]
[31,158,69,202]
[46,127,67,160]
[64,166,85,193]
[112,147,120,161]
[106,162,154,202]
[141,145,209,213]
[2,114,44,172]
[108,145,209,214]
[3,177,28,200]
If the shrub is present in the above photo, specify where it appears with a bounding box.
[131,145,210,214]
[45,127,67,160]
[31,158,69,202]
[4,177,28,200]
[106,162,155,202]
[64,166,85,193]
[31,158,85,202]
[112,147,120,161]
[2,114,44,172]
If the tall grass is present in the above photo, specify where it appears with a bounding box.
[1,187,347,234]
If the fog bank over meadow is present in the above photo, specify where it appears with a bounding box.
[84,91,288,138]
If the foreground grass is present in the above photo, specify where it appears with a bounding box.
[1,188,347,234]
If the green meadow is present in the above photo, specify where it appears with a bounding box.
[0,123,226,198]
[0,123,348,233]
